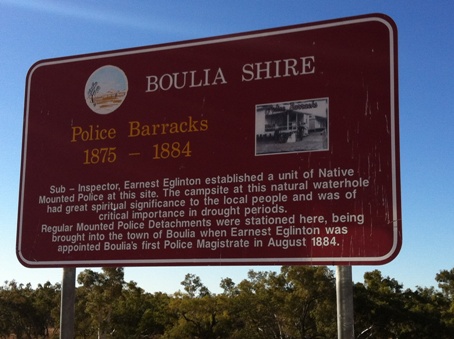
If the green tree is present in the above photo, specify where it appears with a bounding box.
[137,291,176,337]
[400,286,453,338]
[226,270,281,338]
[110,282,175,338]
[164,274,231,339]
[226,266,336,338]
[0,280,60,338]
[77,268,125,339]
[5,266,454,338]
[436,268,454,332]
[436,268,454,300]
[33,281,60,337]
[354,269,454,338]
[354,270,406,338]
[0,281,33,338]
[279,266,337,337]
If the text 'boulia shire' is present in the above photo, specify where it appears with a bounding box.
[145,56,315,92]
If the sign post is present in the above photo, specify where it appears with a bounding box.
[337,266,355,338]
[60,268,75,339]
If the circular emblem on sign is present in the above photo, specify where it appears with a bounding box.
[85,65,128,114]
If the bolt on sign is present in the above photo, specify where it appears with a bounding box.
[17,14,401,267]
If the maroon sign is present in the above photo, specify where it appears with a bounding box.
[18,14,401,267]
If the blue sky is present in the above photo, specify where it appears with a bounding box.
[1,0,453,293]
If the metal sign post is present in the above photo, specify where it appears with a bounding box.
[60,268,76,339]
[336,265,354,339]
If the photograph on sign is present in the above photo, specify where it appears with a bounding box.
[17,14,401,268]
[255,98,328,155]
